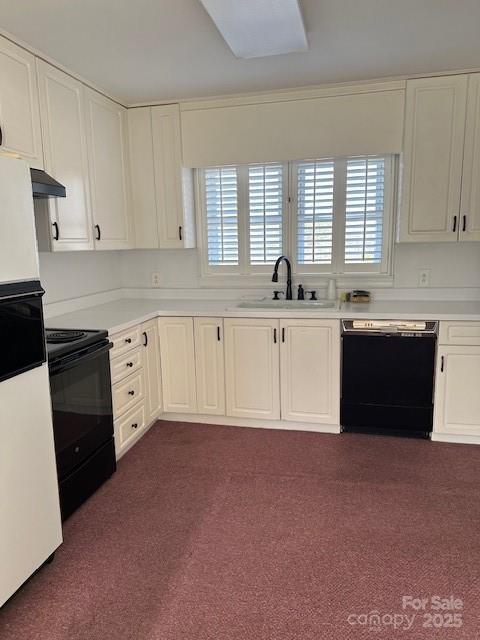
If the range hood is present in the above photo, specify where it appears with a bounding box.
[30,168,66,198]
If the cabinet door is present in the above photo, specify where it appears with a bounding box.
[158,317,196,413]
[128,107,159,248]
[280,320,340,424]
[194,317,225,415]
[224,319,280,420]
[399,76,467,242]
[0,36,43,169]
[84,88,132,249]
[151,105,195,249]
[460,73,480,242]
[434,346,480,436]
[141,319,163,422]
[36,61,93,251]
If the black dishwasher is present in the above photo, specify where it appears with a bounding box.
[341,319,437,438]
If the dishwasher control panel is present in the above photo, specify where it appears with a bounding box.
[342,319,438,336]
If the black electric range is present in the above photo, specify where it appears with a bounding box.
[45,328,116,520]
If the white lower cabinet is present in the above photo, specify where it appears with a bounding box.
[224,319,280,420]
[158,317,197,413]
[141,319,163,422]
[194,317,225,415]
[280,320,340,424]
[110,320,163,458]
[434,345,480,437]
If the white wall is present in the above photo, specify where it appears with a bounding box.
[39,251,123,305]
[38,241,480,306]
[120,243,480,295]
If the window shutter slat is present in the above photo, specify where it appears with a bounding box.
[296,160,334,265]
[205,167,239,265]
[345,156,385,264]
[248,164,284,265]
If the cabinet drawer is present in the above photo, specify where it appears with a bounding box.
[115,401,146,451]
[439,321,480,345]
[110,346,144,384]
[110,325,142,358]
[113,369,145,419]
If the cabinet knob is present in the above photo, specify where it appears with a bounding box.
[126,361,133,367]
[131,423,138,429]
[128,390,135,396]
[125,338,132,344]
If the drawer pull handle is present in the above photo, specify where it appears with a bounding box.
[125,338,132,344]
[143,331,148,347]
[463,215,467,232]
[126,362,133,367]
[131,423,138,429]
[273,328,277,344]
[128,390,135,396]
[440,356,444,372]
[452,215,458,233]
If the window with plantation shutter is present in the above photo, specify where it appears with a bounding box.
[345,156,385,264]
[296,160,334,265]
[204,167,239,265]
[248,164,284,265]
[199,155,393,280]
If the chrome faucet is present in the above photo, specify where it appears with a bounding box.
[271,256,292,300]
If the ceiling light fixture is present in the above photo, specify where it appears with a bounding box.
[199,0,308,59]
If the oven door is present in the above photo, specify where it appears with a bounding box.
[49,341,114,479]
[0,280,46,383]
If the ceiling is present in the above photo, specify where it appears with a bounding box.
[0,0,479,105]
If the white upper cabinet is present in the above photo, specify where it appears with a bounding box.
[36,60,93,251]
[84,88,133,250]
[280,320,340,425]
[399,75,468,243]
[194,317,225,416]
[0,36,43,169]
[128,104,195,249]
[127,108,158,248]
[460,73,480,242]
[224,319,280,420]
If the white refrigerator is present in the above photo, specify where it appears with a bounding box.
[0,155,62,607]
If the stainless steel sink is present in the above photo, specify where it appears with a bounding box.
[234,298,338,310]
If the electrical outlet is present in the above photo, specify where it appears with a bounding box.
[151,272,161,287]
[418,269,431,287]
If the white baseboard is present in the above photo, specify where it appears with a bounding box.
[431,432,480,445]
[156,412,341,434]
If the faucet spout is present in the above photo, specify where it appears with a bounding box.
[272,256,292,300]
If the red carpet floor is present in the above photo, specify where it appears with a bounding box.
[1,422,480,639]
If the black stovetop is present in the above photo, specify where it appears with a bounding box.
[45,328,109,361]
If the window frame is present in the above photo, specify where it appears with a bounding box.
[196,155,396,286]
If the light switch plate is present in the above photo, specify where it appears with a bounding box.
[151,272,161,287]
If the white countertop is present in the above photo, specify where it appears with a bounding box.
[46,297,480,335]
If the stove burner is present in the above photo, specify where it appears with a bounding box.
[47,330,87,344]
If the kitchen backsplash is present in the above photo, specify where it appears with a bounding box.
[39,241,480,308]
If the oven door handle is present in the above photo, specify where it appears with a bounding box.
[49,341,112,375]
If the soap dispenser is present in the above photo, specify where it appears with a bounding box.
[297,284,305,300]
